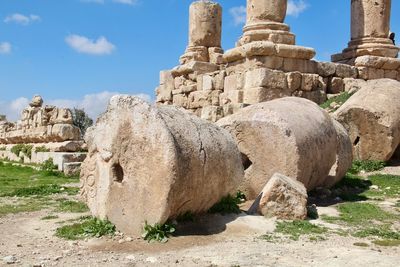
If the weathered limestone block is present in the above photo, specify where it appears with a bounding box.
[245,68,287,90]
[301,74,320,92]
[328,77,344,94]
[224,73,244,92]
[317,62,337,77]
[343,78,367,94]
[334,79,400,161]
[243,87,290,105]
[286,72,302,92]
[282,58,317,73]
[325,120,353,187]
[335,64,358,78]
[258,173,308,220]
[201,106,224,122]
[384,70,398,80]
[80,96,244,235]
[217,97,338,199]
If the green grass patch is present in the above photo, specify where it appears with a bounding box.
[208,191,246,215]
[323,203,397,225]
[41,215,59,220]
[35,146,50,153]
[373,239,400,247]
[0,162,78,196]
[275,220,328,241]
[142,222,176,243]
[320,92,352,110]
[348,160,386,175]
[353,225,400,240]
[11,144,33,159]
[366,174,400,198]
[332,173,400,200]
[57,200,89,213]
[55,217,115,240]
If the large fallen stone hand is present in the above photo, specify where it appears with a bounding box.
[217,97,348,199]
[334,79,400,161]
[80,95,244,235]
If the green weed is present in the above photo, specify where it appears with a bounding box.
[348,160,386,174]
[275,220,328,241]
[56,217,115,240]
[142,222,176,243]
[320,92,352,110]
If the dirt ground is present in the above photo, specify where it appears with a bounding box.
[1,164,400,267]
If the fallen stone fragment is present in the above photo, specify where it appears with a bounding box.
[258,173,308,220]
[334,79,400,161]
[80,95,244,235]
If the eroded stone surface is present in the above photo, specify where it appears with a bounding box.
[217,97,341,199]
[80,95,244,235]
[258,173,308,220]
[334,79,400,161]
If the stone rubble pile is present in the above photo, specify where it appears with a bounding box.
[0,95,81,144]
[0,95,86,175]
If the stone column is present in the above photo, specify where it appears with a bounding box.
[238,0,295,46]
[180,1,223,64]
[332,0,399,62]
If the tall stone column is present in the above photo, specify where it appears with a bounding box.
[238,0,295,46]
[332,0,399,63]
[180,1,223,65]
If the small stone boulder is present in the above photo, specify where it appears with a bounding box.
[258,173,307,220]
[334,79,400,161]
[80,95,244,236]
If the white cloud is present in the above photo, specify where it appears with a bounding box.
[4,13,41,25]
[65,34,116,55]
[112,0,136,5]
[230,0,309,26]
[287,0,308,17]
[229,6,246,26]
[0,92,152,122]
[81,0,136,5]
[0,97,29,121]
[0,42,12,54]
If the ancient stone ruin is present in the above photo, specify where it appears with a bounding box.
[156,0,400,122]
[0,95,86,175]
[79,0,400,235]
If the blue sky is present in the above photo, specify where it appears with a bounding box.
[0,0,399,120]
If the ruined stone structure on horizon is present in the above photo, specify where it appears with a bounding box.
[0,95,86,175]
[156,0,400,122]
